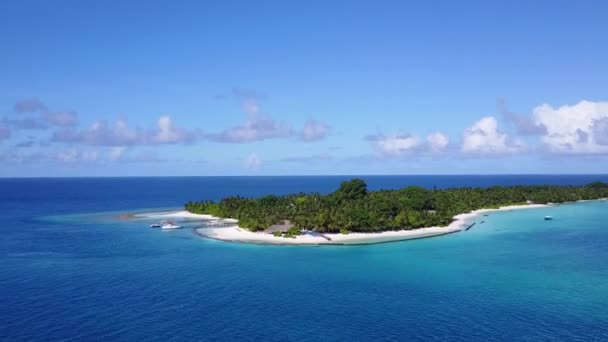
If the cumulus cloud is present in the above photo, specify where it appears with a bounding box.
[426,132,449,152]
[53,116,197,146]
[208,114,293,143]
[592,117,608,145]
[245,153,262,169]
[211,89,328,143]
[366,133,421,156]
[499,99,546,135]
[533,100,608,154]
[365,131,450,156]
[53,120,140,146]
[2,145,168,165]
[149,116,198,144]
[300,119,329,142]
[6,99,79,130]
[208,116,330,143]
[462,116,523,154]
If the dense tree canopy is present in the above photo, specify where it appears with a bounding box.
[334,178,367,201]
[185,179,608,233]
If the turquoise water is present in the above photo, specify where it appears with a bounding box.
[2,177,608,341]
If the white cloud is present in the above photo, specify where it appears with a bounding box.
[149,116,196,144]
[462,116,523,154]
[245,153,262,169]
[366,133,421,156]
[300,119,329,142]
[426,132,449,151]
[9,99,78,128]
[209,114,293,143]
[499,99,547,135]
[53,116,197,146]
[53,119,140,146]
[208,115,330,143]
[593,118,608,145]
[210,89,328,143]
[533,100,608,154]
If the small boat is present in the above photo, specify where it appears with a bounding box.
[161,221,182,230]
[544,216,553,220]
[150,220,169,228]
[161,224,182,230]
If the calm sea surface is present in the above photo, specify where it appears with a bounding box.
[2,175,608,341]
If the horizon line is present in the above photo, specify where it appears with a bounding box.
[2,173,608,179]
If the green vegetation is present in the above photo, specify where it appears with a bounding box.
[185,179,608,233]
[284,226,302,238]
[269,227,302,239]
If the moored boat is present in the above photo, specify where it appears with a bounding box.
[161,221,182,229]
[150,220,180,228]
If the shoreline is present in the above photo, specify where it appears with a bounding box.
[144,203,550,245]
[133,211,239,223]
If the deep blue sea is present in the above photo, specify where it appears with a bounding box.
[2,175,608,341]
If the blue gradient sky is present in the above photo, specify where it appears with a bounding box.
[1,0,607,176]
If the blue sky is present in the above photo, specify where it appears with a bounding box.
[1,0,608,176]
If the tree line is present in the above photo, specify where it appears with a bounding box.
[185,179,608,233]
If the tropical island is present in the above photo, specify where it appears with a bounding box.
[183,179,608,245]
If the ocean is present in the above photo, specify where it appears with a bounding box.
[2,175,608,341]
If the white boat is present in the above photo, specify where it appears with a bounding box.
[544,216,553,220]
[150,220,169,228]
[161,221,182,230]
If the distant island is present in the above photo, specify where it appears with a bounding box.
[184,179,608,242]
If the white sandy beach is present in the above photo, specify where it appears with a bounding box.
[146,203,548,245]
[134,211,239,223]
